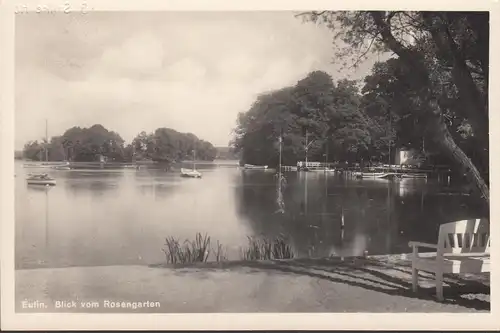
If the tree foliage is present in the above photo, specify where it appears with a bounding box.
[131,128,217,162]
[232,71,374,166]
[22,124,217,163]
[300,11,489,205]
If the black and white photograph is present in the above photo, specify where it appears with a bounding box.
[1,1,496,330]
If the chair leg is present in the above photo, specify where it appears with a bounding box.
[412,267,418,292]
[436,271,444,301]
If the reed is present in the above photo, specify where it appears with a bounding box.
[214,240,227,262]
[162,233,294,263]
[162,232,211,264]
[240,235,294,261]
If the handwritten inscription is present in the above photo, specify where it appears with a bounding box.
[14,2,93,14]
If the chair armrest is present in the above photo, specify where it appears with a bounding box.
[408,241,438,249]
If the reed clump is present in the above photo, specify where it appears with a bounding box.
[240,235,295,261]
[162,233,294,264]
[162,232,211,264]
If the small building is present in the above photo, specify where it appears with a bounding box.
[96,154,108,163]
[394,148,421,166]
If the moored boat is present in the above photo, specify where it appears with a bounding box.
[26,173,56,186]
[354,172,395,179]
[244,164,268,170]
[401,173,427,179]
[180,149,202,178]
[52,165,71,170]
[180,168,202,178]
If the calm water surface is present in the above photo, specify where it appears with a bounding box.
[15,161,484,269]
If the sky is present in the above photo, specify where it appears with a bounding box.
[15,11,382,149]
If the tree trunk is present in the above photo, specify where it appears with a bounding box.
[422,13,489,168]
[370,11,489,207]
[438,130,489,205]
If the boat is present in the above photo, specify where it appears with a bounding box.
[353,171,397,179]
[52,164,71,170]
[401,173,428,179]
[26,173,56,186]
[180,149,202,178]
[24,162,69,168]
[180,168,202,178]
[243,164,268,170]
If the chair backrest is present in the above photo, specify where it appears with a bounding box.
[437,218,490,254]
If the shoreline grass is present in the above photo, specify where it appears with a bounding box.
[162,233,295,264]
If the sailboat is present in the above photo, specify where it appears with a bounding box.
[26,120,57,185]
[180,150,202,178]
[24,119,69,169]
[26,173,57,186]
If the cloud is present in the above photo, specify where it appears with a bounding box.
[95,33,166,79]
[15,11,378,149]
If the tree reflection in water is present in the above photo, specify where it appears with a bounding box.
[234,172,485,258]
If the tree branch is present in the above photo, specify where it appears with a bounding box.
[349,36,377,69]
[422,12,488,147]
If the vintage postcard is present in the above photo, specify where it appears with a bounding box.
[1,0,499,330]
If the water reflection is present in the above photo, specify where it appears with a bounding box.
[15,160,484,269]
[234,172,484,258]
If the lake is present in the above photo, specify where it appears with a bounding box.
[15,161,484,269]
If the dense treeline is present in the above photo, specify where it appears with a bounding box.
[22,124,217,163]
[232,72,376,167]
[131,128,217,162]
[303,11,489,207]
[233,11,489,208]
[215,146,240,160]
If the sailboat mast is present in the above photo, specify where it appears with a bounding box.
[45,119,49,162]
[305,131,308,166]
[193,149,196,170]
[279,134,282,178]
[325,141,328,169]
[388,113,391,166]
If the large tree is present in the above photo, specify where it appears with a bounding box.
[60,124,125,162]
[232,71,373,166]
[301,11,489,206]
[131,128,217,163]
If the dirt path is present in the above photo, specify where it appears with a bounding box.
[16,257,489,313]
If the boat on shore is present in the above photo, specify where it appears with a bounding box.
[26,173,56,186]
[244,164,268,170]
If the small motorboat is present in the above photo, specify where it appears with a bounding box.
[180,168,202,178]
[26,173,56,186]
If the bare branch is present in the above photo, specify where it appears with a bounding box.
[349,36,377,69]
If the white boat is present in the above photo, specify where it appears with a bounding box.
[180,168,202,178]
[52,164,71,170]
[26,173,56,186]
[244,164,268,170]
[24,162,66,169]
[401,173,427,179]
[180,149,202,178]
[354,171,393,179]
